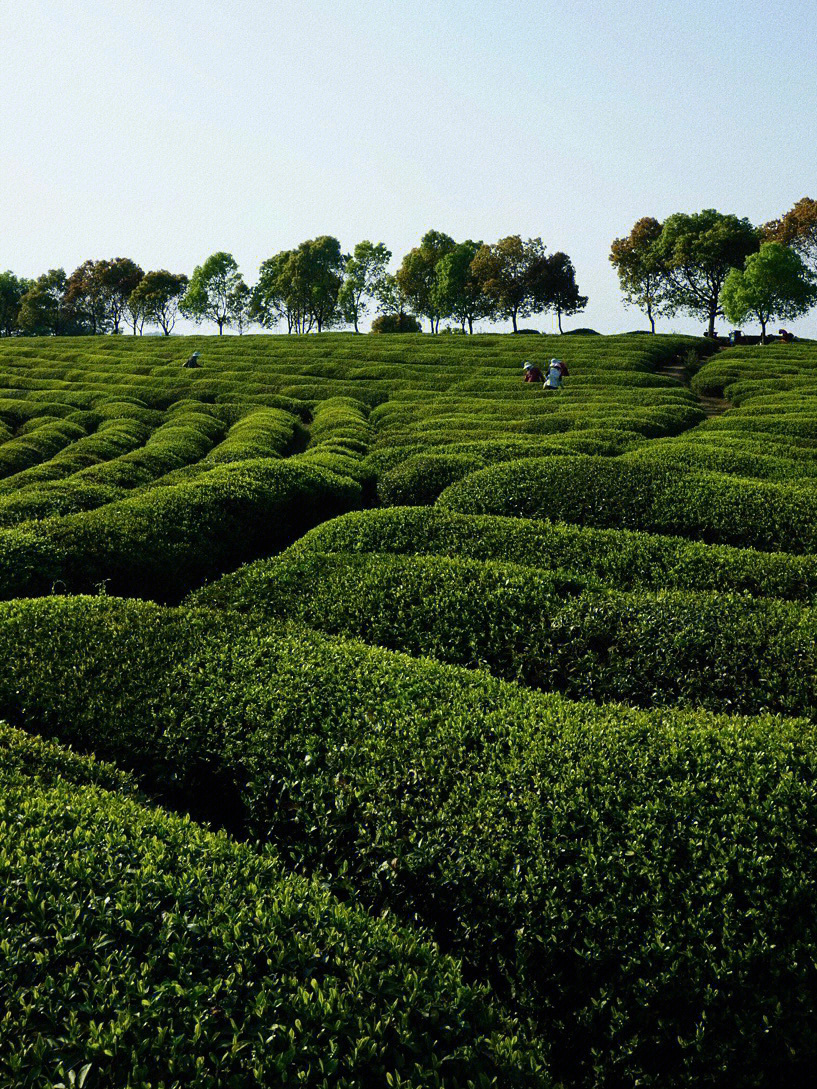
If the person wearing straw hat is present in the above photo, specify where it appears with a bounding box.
[522,361,544,383]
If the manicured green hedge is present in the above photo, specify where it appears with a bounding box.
[0,418,151,491]
[623,440,817,482]
[0,457,364,601]
[191,549,817,718]
[0,724,546,1088]
[1,597,815,1087]
[378,453,488,505]
[0,418,89,478]
[439,456,817,552]
[286,508,817,601]
[0,480,124,526]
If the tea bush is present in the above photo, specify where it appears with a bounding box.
[0,724,548,1088]
[440,455,817,552]
[0,457,363,601]
[289,507,817,600]
[192,548,817,718]
[1,597,816,1087]
[379,452,488,505]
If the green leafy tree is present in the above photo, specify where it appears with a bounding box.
[764,197,817,275]
[543,251,588,332]
[471,235,556,332]
[721,242,817,342]
[338,241,391,332]
[227,280,253,334]
[64,260,111,334]
[128,270,188,335]
[0,271,32,336]
[17,269,75,336]
[181,252,244,334]
[396,231,456,332]
[252,238,345,334]
[251,250,299,332]
[432,240,491,333]
[654,210,759,336]
[295,236,345,332]
[373,272,412,318]
[100,258,144,334]
[609,217,667,333]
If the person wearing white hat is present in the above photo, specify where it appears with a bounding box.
[523,361,544,383]
[544,359,564,390]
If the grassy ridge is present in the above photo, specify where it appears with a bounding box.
[1,596,815,1087]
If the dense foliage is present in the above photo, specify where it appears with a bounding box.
[1,598,816,1087]
[3,331,817,1088]
[0,723,547,1088]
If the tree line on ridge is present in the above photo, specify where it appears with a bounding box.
[1,197,815,338]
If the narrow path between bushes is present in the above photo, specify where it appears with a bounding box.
[655,356,730,418]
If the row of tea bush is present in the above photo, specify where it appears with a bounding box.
[0,596,814,1087]
[0,723,546,1088]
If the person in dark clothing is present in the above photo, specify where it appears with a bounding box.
[184,351,201,368]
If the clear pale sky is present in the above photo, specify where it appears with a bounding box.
[2,0,815,335]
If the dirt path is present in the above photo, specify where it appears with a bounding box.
[654,358,729,418]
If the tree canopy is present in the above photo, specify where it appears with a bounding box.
[100,258,144,334]
[17,270,73,336]
[609,217,667,333]
[338,241,391,333]
[432,240,491,334]
[764,197,817,275]
[654,210,759,336]
[128,270,188,335]
[252,237,345,334]
[0,271,31,337]
[181,252,244,334]
[721,242,817,342]
[396,231,456,332]
[544,251,588,332]
[471,236,579,333]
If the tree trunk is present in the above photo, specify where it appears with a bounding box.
[708,307,716,338]
[468,317,473,334]
[512,309,518,333]
[217,319,224,334]
[353,316,359,333]
[557,308,563,334]
[760,318,767,344]
[647,302,655,334]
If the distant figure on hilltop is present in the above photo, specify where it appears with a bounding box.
[779,328,795,342]
[184,351,201,368]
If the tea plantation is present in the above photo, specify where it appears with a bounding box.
[1,332,817,1087]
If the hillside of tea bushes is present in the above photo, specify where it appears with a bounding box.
[2,332,817,1088]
